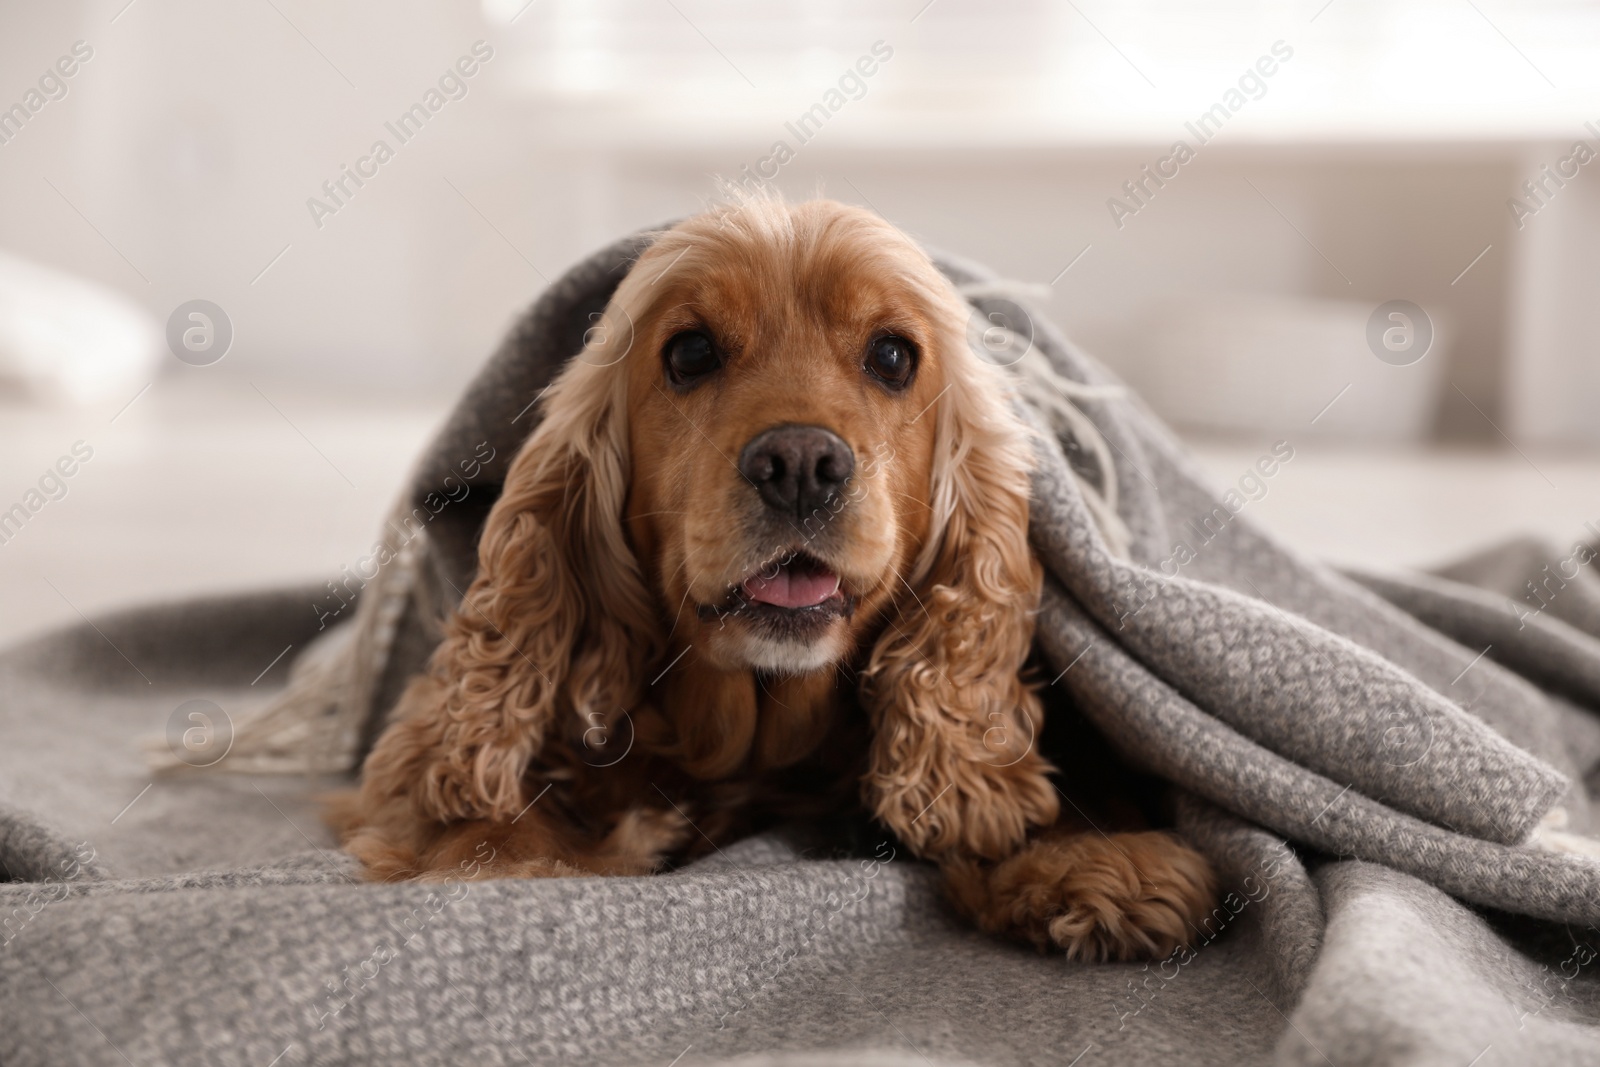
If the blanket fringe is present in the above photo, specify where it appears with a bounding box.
[145,517,426,777]
[961,280,1132,559]
[1528,806,1600,862]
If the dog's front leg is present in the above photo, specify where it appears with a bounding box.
[941,822,1217,963]
[863,685,1216,963]
[359,672,545,824]
[339,785,695,883]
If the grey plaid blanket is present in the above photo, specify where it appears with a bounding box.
[5,227,1600,1067]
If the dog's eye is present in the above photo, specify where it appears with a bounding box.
[664,330,720,384]
[864,335,916,389]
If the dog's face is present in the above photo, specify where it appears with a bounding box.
[354,195,1210,952]
[616,203,949,675]
[439,194,1050,842]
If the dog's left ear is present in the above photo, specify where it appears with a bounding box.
[861,339,1059,862]
[359,331,658,824]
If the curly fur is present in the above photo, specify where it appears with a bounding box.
[340,191,1217,961]
[860,317,1060,860]
[946,831,1219,962]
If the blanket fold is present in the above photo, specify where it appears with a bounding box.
[1023,411,1569,847]
[7,222,1600,1067]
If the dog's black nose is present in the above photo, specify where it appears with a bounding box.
[738,424,856,519]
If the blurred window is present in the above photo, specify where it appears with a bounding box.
[482,0,1600,141]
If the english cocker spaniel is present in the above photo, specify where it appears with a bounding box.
[337,195,1216,962]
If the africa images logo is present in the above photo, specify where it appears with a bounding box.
[1105,41,1294,229]
[0,441,94,547]
[306,41,495,230]
[0,40,93,148]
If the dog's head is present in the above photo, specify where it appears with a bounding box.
[620,200,954,676]
[447,195,1056,857]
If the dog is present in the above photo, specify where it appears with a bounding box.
[335,194,1217,962]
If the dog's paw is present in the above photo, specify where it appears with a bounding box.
[951,831,1217,962]
[605,807,692,860]
[392,806,693,882]
[414,855,588,883]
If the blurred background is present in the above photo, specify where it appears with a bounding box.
[3,0,1599,647]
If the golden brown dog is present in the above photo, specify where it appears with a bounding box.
[337,194,1216,961]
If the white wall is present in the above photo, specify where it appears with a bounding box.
[1509,147,1600,447]
[0,0,1595,446]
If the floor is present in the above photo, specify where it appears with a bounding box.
[2,375,1599,650]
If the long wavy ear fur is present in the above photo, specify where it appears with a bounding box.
[861,283,1059,862]
[359,307,658,823]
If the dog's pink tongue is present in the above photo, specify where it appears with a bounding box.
[743,566,840,609]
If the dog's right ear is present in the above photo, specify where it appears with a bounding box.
[360,318,658,823]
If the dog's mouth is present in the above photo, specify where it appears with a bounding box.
[698,551,856,629]
[742,555,841,609]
